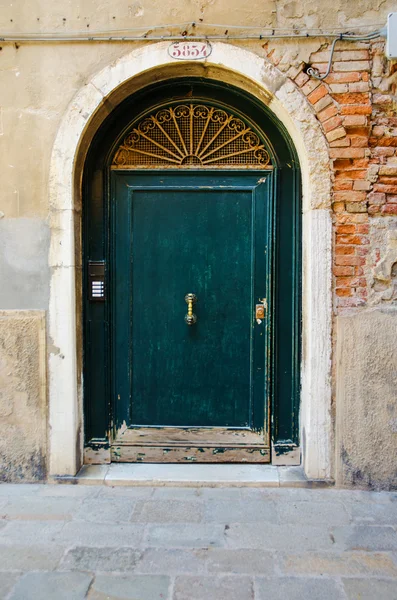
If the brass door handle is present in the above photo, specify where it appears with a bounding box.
[185,293,197,325]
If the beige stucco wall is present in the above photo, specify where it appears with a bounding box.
[335,308,397,490]
[0,0,396,485]
[0,311,46,482]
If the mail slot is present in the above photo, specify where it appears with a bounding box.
[88,261,105,302]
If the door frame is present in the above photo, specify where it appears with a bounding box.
[109,170,274,463]
[82,78,302,466]
[47,44,333,478]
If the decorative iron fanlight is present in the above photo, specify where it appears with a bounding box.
[113,103,271,168]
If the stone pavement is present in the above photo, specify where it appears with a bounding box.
[0,483,397,599]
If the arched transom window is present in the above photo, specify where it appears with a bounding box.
[112,103,272,168]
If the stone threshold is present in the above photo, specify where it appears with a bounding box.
[52,464,333,488]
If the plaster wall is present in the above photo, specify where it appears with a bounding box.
[335,308,397,490]
[0,0,396,486]
[0,311,47,482]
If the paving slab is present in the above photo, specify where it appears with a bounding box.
[87,574,170,599]
[131,498,204,523]
[0,496,82,520]
[276,499,350,525]
[224,522,336,551]
[57,521,144,547]
[145,523,226,548]
[73,497,137,523]
[280,551,397,577]
[0,573,21,599]
[255,576,345,600]
[9,572,93,600]
[173,575,254,600]
[0,544,65,572]
[205,548,276,575]
[333,525,397,551]
[60,546,141,573]
[135,548,208,574]
[342,577,397,600]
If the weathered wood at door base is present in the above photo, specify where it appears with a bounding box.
[111,445,271,463]
[114,427,265,446]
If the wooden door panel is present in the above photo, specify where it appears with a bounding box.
[111,171,272,462]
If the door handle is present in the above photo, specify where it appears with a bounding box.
[185,293,197,325]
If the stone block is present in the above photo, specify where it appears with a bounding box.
[173,575,254,600]
[0,544,64,572]
[145,524,225,548]
[87,575,170,600]
[224,523,335,551]
[9,572,92,600]
[57,521,144,547]
[255,577,344,600]
[0,311,47,482]
[131,499,204,523]
[342,577,397,599]
[333,525,397,551]
[0,574,21,599]
[60,546,141,573]
[281,551,397,576]
[136,548,207,574]
[335,309,397,490]
[203,499,277,523]
[206,548,275,575]
[74,497,136,523]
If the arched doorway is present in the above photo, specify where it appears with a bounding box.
[83,78,301,464]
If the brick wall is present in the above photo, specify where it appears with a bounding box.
[265,39,397,310]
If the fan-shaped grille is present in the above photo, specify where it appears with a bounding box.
[112,104,271,168]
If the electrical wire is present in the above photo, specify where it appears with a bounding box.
[0,21,385,42]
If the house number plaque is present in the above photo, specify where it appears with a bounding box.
[168,41,212,60]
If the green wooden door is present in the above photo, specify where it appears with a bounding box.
[111,171,273,462]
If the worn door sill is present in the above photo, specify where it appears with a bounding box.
[52,464,333,488]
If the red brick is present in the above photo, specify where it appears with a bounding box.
[336,224,356,234]
[317,104,338,122]
[350,136,368,148]
[343,115,367,127]
[346,202,367,213]
[336,276,365,287]
[382,204,397,215]
[333,266,354,276]
[372,147,395,157]
[379,177,397,185]
[326,127,347,142]
[325,72,361,84]
[333,202,345,212]
[334,180,353,191]
[333,159,353,169]
[334,92,370,105]
[379,165,397,176]
[353,180,371,191]
[357,224,369,234]
[330,138,351,147]
[323,115,343,133]
[336,234,369,245]
[330,148,366,159]
[335,246,355,256]
[294,71,310,87]
[387,195,397,203]
[308,84,328,105]
[335,170,366,180]
[370,137,397,148]
[334,191,366,203]
[336,288,353,297]
[335,50,370,61]
[335,256,365,266]
[340,105,372,115]
[373,184,397,194]
[368,192,386,205]
[333,61,370,72]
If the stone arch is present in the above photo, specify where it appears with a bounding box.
[48,42,332,479]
